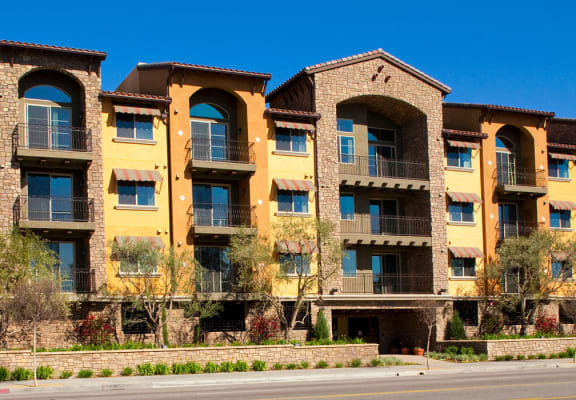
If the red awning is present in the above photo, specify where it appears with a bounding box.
[447,192,482,203]
[274,120,315,132]
[449,247,483,258]
[549,153,576,161]
[275,240,317,254]
[113,105,161,117]
[113,168,162,182]
[274,178,315,191]
[446,140,480,149]
[550,200,576,210]
[114,236,164,249]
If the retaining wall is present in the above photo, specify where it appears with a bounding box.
[438,338,576,360]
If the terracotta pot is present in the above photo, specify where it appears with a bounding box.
[401,347,410,355]
[390,347,399,354]
[413,348,425,356]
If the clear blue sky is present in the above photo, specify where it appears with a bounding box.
[3,1,575,117]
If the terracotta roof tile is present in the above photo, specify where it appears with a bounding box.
[442,128,488,139]
[443,103,554,117]
[548,142,576,151]
[137,62,271,80]
[100,91,171,103]
[0,39,106,58]
[266,108,321,119]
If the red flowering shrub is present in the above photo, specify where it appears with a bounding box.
[248,314,280,344]
[535,311,559,335]
[73,314,115,345]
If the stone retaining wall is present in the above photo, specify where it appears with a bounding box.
[0,344,378,376]
[438,338,576,360]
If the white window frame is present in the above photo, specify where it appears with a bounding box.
[338,135,355,164]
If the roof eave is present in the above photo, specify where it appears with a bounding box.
[138,62,271,81]
[0,41,106,59]
[100,91,172,104]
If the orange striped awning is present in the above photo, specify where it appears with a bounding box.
[549,153,576,161]
[113,168,162,182]
[114,236,164,248]
[274,178,315,191]
[274,120,315,132]
[550,200,576,210]
[113,105,161,117]
[449,247,483,258]
[275,240,317,254]
[446,140,480,149]
[447,192,482,203]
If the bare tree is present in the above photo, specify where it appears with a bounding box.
[414,301,444,370]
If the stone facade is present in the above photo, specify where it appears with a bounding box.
[438,338,576,360]
[0,344,378,376]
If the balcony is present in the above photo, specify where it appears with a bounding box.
[498,221,538,240]
[191,203,256,236]
[59,269,96,294]
[188,138,256,177]
[14,124,93,164]
[196,270,233,294]
[339,157,429,190]
[341,214,432,246]
[495,169,547,197]
[14,196,95,231]
[342,272,433,294]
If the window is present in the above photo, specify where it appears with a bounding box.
[340,193,354,220]
[283,302,311,330]
[122,304,153,334]
[338,136,355,164]
[201,303,245,332]
[116,114,153,140]
[550,208,571,229]
[25,85,71,103]
[451,257,476,277]
[337,118,353,133]
[560,301,576,324]
[118,182,155,206]
[119,256,157,275]
[276,128,307,153]
[552,260,573,279]
[278,190,308,214]
[449,202,474,223]
[549,158,569,179]
[47,241,75,292]
[503,301,535,325]
[454,301,478,326]
[447,147,472,168]
[279,253,310,275]
[342,249,357,276]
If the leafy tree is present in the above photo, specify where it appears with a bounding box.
[313,309,330,340]
[473,261,503,335]
[184,295,222,344]
[448,311,466,340]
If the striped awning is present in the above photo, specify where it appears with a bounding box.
[549,153,576,161]
[446,140,480,150]
[275,240,317,254]
[550,200,576,210]
[447,192,482,203]
[274,120,315,132]
[449,247,483,258]
[113,168,162,182]
[114,236,164,249]
[113,105,161,117]
[274,178,315,191]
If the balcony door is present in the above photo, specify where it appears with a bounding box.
[496,136,516,185]
[47,241,75,292]
[372,254,400,294]
[368,128,396,177]
[191,120,228,161]
[499,203,518,239]
[370,199,397,234]
[194,246,231,292]
[192,184,230,226]
[27,173,72,221]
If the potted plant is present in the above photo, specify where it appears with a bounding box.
[413,346,425,356]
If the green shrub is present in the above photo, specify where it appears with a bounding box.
[313,310,330,340]
[186,362,203,374]
[252,360,266,371]
[334,362,343,368]
[381,357,403,366]
[349,359,362,368]
[59,371,73,379]
[538,353,547,359]
[0,367,8,382]
[459,347,474,356]
[137,363,155,376]
[154,363,170,375]
[234,360,248,372]
[11,367,32,381]
[478,354,489,361]
[220,361,235,373]
[316,361,329,369]
[36,366,53,380]
[273,363,284,370]
[504,355,514,361]
[558,351,570,359]
[567,347,576,358]
[286,363,297,370]
[77,369,93,379]
[528,355,537,360]
[449,311,467,340]
[495,355,506,361]
[370,358,383,367]
[120,367,133,376]
[445,346,459,355]
[100,368,113,377]
[172,363,187,375]
[516,355,525,360]
[204,362,220,373]
[299,361,309,369]
[549,353,558,359]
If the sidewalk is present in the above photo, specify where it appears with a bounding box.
[1,356,575,395]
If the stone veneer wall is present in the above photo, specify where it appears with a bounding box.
[0,48,106,288]
[438,338,576,360]
[0,344,378,375]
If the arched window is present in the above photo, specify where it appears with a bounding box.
[189,103,228,120]
[190,103,229,161]
[24,85,71,103]
[496,136,514,152]
[496,135,516,184]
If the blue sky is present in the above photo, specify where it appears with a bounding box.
[3,1,575,116]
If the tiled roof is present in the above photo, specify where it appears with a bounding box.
[0,40,106,59]
[443,103,555,117]
[137,62,271,80]
[548,142,576,151]
[266,108,321,119]
[442,128,488,139]
[100,91,171,103]
[267,49,451,100]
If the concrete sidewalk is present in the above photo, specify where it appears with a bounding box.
[1,357,575,395]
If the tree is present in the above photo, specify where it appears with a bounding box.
[473,260,503,335]
[184,295,222,344]
[448,311,466,340]
[415,301,446,370]
[9,277,68,386]
[313,309,330,340]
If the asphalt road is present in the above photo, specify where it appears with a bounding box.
[6,368,576,400]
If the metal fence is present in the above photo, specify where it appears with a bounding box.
[59,269,95,293]
[192,203,255,228]
[496,168,546,187]
[15,123,92,152]
[15,196,94,223]
[498,221,538,239]
[195,270,233,293]
[342,272,433,294]
[339,156,428,180]
[341,214,431,236]
[190,137,255,164]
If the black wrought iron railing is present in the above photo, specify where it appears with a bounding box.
[59,269,95,294]
[200,318,245,332]
[189,137,255,164]
[341,214,431,236]
[497,221,538,239]
[14,123,92,152]
[339,156,428,180]
[496,168,546,187]
[195,270,233,293]
[14,196,94,223]
[191,203,255,228]
[342,272,433,294]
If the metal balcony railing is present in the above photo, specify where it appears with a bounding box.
[59,269,96,294]
[191,203,255,228]
[342,272,433,294]
[341,214,431,236]
[339,156,428,180]
[15,196,94,223]
[189,137,255,164]
[498,221,538,239]
[14,123,92,152]
[195,270,233,293]
[496,168,546,187]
